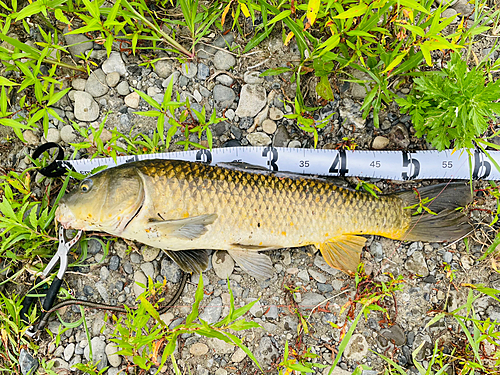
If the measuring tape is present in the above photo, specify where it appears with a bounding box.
[36,144,498,180]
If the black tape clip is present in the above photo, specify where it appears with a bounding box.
[32,143,73,177]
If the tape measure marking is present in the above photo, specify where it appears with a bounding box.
[43,147,498,180]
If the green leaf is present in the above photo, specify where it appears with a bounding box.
[243,23,275,53]
[260,67,291,76]
[334,4,368,19]
[397,0,429,14]
[54,8,71,24]
[267,10,291,26]
[14,0,42,20]
[315,75,334,101]
[133,89,161,110]
[47,87,71,107]
[306,0,320,26]
[0,76,19,86]
[186,274,204,324]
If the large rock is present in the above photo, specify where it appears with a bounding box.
[343,334,368,361]
[85,68,109,97]
[235,84,267,118]
[102,51,127,76]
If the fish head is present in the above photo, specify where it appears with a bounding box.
[56,166,145,234]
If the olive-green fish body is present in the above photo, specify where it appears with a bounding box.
[56,159,472,279]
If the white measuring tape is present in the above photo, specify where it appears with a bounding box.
[61,147,498,181]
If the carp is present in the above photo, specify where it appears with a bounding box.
[56,159,472,279]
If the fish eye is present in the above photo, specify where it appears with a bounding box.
[80,179,93,193]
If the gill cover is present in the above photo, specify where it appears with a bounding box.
[57,165,144,233]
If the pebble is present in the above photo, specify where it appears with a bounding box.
[181,62,197,78]
[73,91,100,121]
[197,63,210,80]
[248,299,263,318]
[105,343,122,367]
[216,74,234,86]
[442,252,453,264]
[207,337,234,354]
[461,255,473,270]
[262,119,277,134]
[95,281,109,303]
[60,125,76,143]
[255,336,279,367]
[235,84,267,118]
[213,50,236,70]
[314,254,339,276]
[84,337,107,370]
[154,60,173,78]
[116,80,130,96]
[64,27,93,58]
[190,343,209,356]
[269,107,284,121]
[71,78,87,91]
[63,343,75,361]
[130,252,142,263]
[244,71,264,84]
[288,140,301,148]
[369,241,384,262]
[381,324,406,346]
[140,262,155,279]
[265,305,279,320]
[133,270,147,297]
[162,71,180,88]
[101,51,127,76]
[273,126,290,147]
[199,296,222,324]
[100,266,109,280]
[124,92,140,108]
[213,84,235,107]
[231,347,247,363]
[308,269,327,283]
[344,334,369,361]
[85,68,109,97]
[247,132,271,146]
[141,246,160,262]
[297,269,309,282]
[212,251,234,279]
[45,128,61,143]
[372,136,390,150]
[106,72,120,87]
[405,251,429,277]
[108,255,120,271]
[299,292,325,309]
[23,130,38,145]
[161,259,182,283]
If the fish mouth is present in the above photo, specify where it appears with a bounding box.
[55,204,77,229]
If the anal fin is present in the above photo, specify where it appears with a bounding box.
[228,249,273,280]
[164,249,210,274]
[318,234,366,275]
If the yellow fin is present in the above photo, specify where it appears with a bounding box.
[319,235,366,274]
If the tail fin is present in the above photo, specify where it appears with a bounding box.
[396,183,473,242]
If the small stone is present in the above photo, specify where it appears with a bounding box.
[63,343,75,362]
[116,80,130,96]
[344,334,369,361]
[314,254,339,275]
[95,281,109,303]
[85,68,109,97]
[140,262,155,279]
[299,293,325,310]
[231,347,247,363]
[269,107,284,121]
[247,132,271,146]
[154,60,173,78]
[190,343,209,356]
[212,251,234,279]
[244,71,264,84]
[109,255,120,271]
[372,136,390,150]
[381,324,406,346]
[288,140,301,148]
[60,125,76,143]
[100,266,109,281]
[273,126,290,147]
[105,343,122,367]
[225,109,235,121]
[199,297,222,324]
[106,72,120,87]
[72,78,87,91]
[255,336,279,367]
[248,299,263,318]
[124,92,140,108]
[102,52,127,76]
[213,84,235,107]
[405,251,429,277]
[297,269,309,282]
[369,241,384,262]
[207,338,234,354]
[64,27,93,59]
[84,337,107,370]
[181,62,197,78]
[45,128,61,143]
[309,269,327,283]
[22,130,38,145]
[262,119,277,134]
[235,84,267,118]
[216,74,234,86]
[197,63,210,80]
[265,305,279,320]
[318,283,333,293]
[162,71,180,88]
[442,252,453,264]
[73,91,100,122]
[213,50,236,70]
[141,246,160,262]
[461,255,473,270]
[133,270,147,298]
[161,259,182,283]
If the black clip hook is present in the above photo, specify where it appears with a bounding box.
[32,143,73,177]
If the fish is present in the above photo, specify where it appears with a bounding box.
[55,159,473,279]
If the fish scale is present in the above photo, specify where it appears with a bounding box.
[56,159,473,278]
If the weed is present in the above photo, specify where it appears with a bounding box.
[396,52,500,151]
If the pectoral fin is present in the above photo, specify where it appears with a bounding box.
[164,249,210,274]
[228,249,274,280]
[149,214,218,240]
[319,235,366,274]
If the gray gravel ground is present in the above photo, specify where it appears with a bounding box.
[2,1,500,373]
